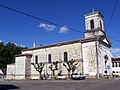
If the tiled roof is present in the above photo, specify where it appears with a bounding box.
[112,58,120,62]
[22,36,96,51]
[15,53,32,57]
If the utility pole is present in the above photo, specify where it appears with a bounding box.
[58,44,62,72]
[40,44,48,79]
[81,42,84,75]
[95,36,99,79]
[45,48,47,77]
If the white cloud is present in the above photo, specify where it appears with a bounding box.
[39,23,69,34]
[0,39,2,42]
[38,23,56,31]
[19,44,26,47]
[59,26,69,33]
[14,43,26,47]
[111,48,120,58]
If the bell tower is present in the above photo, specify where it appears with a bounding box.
[84,12,105,37]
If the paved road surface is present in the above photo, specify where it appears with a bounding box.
[0,78,120,90]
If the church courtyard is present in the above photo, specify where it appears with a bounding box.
[0,78,120,90]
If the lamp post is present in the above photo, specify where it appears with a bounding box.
[58,44,62,72]
[40,44,48,79]
[104,55,108,78]
[81,42,84,75]
[45,48,47,78]
[95,36,99,79]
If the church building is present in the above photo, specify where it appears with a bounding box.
[7,11,112,80]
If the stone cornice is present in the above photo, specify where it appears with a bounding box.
[22,37,97,51]
[85,28,105,35]
[84,11,104,18]
[15,53,32,57]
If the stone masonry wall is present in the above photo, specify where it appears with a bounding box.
[15,56,26,79]
[23,43,83,79]
[82,41,97,76]
[6,64,15,80]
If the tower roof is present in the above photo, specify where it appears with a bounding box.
[84,11,104,18]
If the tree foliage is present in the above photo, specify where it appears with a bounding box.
[31,62,45,79]
[0,42,26,68]
[63,59,79,79]
[49,61,58,79]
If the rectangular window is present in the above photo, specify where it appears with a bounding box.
[112,62,114,67]
[116,62,118,67]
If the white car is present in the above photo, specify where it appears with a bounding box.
[0,70,5,81]
[71,73,85,80]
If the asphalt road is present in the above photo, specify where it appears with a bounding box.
[0,78,120,90]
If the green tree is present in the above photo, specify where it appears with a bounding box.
[0,42,26,68]
[49,61,58,79]
[63,59,78,79]
[4,42,16,64]
[31,62,45,80]
[0,42,5,68]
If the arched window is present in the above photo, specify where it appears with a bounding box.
[90,20,94,29]
[104,55,108,68]
[48,54,51,63]
[35,55,38,64]
[100,20,102,29]
[64,52,68,62]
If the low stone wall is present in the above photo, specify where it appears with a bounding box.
[6,64,15,80]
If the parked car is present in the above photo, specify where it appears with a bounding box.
[0,74,5,81]
[71,73,85,80]
[0,70,5,80]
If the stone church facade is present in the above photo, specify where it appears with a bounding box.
[7,11,112,80]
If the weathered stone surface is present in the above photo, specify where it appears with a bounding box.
[15,56,26,79]
[6,64,15,79]
[30,43,83,79]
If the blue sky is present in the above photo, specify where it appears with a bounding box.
[0,0,120,57]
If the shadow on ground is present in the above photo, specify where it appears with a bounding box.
[0,84,20,90]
